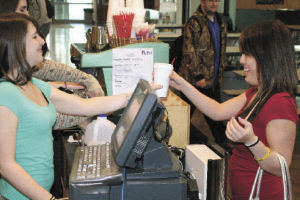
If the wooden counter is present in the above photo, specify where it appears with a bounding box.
[161,90,190,149]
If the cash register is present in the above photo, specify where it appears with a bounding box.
[69,79,187,200]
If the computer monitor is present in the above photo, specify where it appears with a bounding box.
[69,79,187,200]
[111,79,165,168]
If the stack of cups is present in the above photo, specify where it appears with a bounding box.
[127,0,145,38]
[153,63,173,98]
[131,0,144,10]
[126,0,133,7]
[106,0,125,36]
[119,0,125,7]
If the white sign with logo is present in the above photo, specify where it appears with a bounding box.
[112,48,153,95]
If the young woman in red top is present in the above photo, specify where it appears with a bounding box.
[169,20,298,199]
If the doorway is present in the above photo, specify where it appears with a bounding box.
[51,0,93,23]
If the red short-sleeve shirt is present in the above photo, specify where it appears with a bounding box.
[230,88,298,200]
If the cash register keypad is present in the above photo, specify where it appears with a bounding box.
[76,143,112,180]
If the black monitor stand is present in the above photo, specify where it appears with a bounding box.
[114,136,187,200]
[126,132,183,180]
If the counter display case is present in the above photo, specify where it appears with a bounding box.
[145,0,183,35]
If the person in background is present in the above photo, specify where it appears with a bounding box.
[28,0,52,38]
[0,13,160,200]
[0,0,105,130]
[178,0,227,146]
[170,19,298,199]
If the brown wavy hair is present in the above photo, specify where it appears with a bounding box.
[0,0,30,14]
[0,13,39,85]
[238,20,297,122]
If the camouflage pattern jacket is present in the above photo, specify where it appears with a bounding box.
[178,5,227,88]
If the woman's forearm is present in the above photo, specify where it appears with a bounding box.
[248,142,283,176]
[180,80,230,120]
[33,60,104,95]
[51,87,130,117]
[1,162,52,200]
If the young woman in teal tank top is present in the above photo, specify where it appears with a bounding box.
[0,14,161,200]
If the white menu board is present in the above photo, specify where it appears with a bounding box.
[112,48,153,95]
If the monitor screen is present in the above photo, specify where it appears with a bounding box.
[111,79,165,168]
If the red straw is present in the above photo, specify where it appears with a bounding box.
[113,12,134,38]
[171,57,176,65]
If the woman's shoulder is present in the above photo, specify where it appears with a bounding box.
[0,80,18,94]
[32,78,52,97]
[0,81,21,114]
[267,92,296,112]
[262,91,297,123]
[269,92,294,104]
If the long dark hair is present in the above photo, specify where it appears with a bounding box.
[0,0,19,13]
[0,13,39,85]
[0,0,49,55]
[238,20,297,122]
[0,0,30,13]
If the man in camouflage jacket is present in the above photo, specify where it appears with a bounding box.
[178,0,228,145]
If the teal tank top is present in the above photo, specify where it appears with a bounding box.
[0,78,57,200]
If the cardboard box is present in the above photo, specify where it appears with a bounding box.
[161,91,190,148]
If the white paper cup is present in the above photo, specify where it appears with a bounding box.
[153,63,173,98]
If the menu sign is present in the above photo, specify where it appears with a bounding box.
[112,48,153,95]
